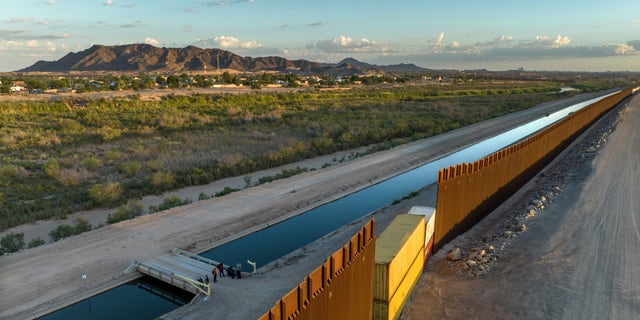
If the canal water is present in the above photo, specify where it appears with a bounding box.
[38,276,193,320]
[38,92,615,319]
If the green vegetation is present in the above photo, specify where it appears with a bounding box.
[48,217,94,241]
[148,196,192,213]
[0,75,636,231]
[27,237,46,248]
[1,232,25,254]
[214,187,242,197]
[107,201,144,224]
[256,167,309,185]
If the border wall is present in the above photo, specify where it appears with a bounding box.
[258,219,375,320]
[434,88,634,251]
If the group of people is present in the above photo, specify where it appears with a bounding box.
[211,262,243,282]
[200,262,243,288]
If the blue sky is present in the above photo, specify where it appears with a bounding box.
[1,0,639,72]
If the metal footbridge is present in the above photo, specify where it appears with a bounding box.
[134,248,224,296]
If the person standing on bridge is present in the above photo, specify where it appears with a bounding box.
[236,262,242,279]
[212,267,217,283]
[217,263,225,277]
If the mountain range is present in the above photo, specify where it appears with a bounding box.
[18,44,427,75]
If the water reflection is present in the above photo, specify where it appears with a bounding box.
[37,277,193,320]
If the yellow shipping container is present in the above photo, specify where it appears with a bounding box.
[374,214,425,301]
[373,246,425,320]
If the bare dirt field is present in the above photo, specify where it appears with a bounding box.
[402,93,640,319]
[0,91,617,319]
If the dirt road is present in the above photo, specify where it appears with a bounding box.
[402,93,640,319]
[0,91,616,319]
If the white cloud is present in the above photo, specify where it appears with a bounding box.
[628,40,640,50]
[144,37,159,46]
[213,35,261,49]
[374,32,640,71]
[46,0,55,5]
[601,43,637,55]
[427,32,470,54]
[104,0,113,6]
[200,0,255,7]
[5,18,30,24]
[480,35,514,47]
[313,35,390,54]
[527,35,571,48]
[0,39,49,51]
[192,36,284,57]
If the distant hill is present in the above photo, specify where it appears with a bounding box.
[18,44,428,75]
[332,57,429,73]
[18,44,327,74]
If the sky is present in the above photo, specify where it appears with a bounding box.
[1,0,639,72]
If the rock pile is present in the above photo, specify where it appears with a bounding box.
[446,100,628,278]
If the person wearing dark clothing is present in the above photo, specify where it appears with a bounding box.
[217,263,225,277]
[227,266,235,279]
[236,262,242,279]
[212,267,217,283]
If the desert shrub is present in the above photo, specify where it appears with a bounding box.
[119,161,142,177]
[97,126,122,141]
[73,217,92,233]
[1,232,25,253]
[107,201,144,224]
[0,164,17,180]
[81,157,103,172]
[243,175,253,188]
[49,224,75,241]
[152,171,175,192]
[57,118,84,133]
[214,186,241,197]
[148,195,192,213]
[27,237,46,248]
[146,160,162,171]
[88,182,123,206]
[57,167,93,187]
[198,192,210,200]
[43,159,60,179]
[103,150,122,164]
[256,167,308,185]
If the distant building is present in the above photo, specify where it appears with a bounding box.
[10,85,26,93]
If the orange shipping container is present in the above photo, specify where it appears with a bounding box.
[374,214,425,302]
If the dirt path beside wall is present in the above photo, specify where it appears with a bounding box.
[0,91,615,319]
[402,93,639,319]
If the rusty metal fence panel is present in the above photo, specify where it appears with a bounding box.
[259,219,376,320]
[434,89,633,251]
